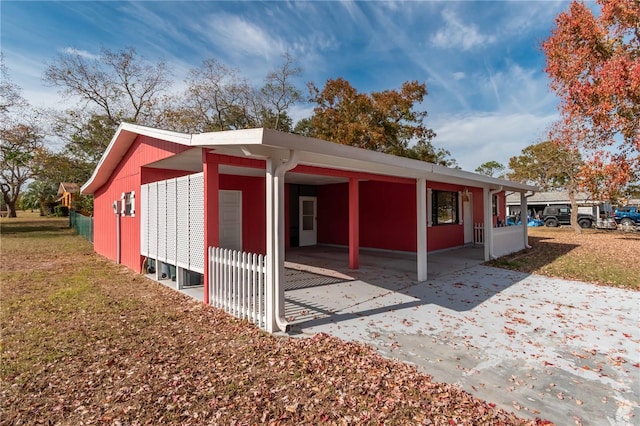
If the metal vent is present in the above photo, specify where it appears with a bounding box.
[176,175,190,270]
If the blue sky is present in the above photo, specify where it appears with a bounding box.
[1,0,570,171]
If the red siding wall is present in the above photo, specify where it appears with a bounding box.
[317,180,477,252]
[93,136,190,271]
[141,167,193,185]
[220,175,266,254]
[317,183,349,246]
[472,188,485,225]
[360,181,417,251]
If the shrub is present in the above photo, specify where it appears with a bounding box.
[54,205,69,217]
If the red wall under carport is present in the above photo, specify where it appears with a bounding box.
[219,174,266,254]
[317,180,476,253]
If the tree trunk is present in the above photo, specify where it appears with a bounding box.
[7,200,17,218]
[568,189,581,234]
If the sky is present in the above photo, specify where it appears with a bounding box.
[1,0,571,171]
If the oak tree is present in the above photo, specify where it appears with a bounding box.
[475,161,505,177]
[45,47,171,125]
[261,53,302,131]
[169,55,302,133]
[0,124,43,217]
[0,56,26,115]
[306,78,452,165]
[1,62,41,217]
[508,139,585,232]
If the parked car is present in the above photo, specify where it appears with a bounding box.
[613,206,640,226]
[542,205,594,228]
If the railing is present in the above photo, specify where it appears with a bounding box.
[493,225,526,257]
[69,210,93,243]
[473,223,484,245]
[209,247,267,330]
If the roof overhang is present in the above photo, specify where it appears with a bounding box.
[82,123,538,195]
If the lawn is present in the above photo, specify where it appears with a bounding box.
[489,226,640,290]
[0,213,546,425]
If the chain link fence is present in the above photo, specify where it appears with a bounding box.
[69,210,93,243]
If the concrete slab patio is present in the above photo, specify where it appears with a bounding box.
[285,247,640,426]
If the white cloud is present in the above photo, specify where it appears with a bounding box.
[476,63,558,114]
[452,71,466,81]
[431,111,558,171]
[202,14,284,60]
[430,9,496,51]
[62,47,100,60]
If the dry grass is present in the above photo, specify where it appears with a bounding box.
[1,213,546,425]
[489,226,640,290]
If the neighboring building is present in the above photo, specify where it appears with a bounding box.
[81,123,537,332]
[57,182,80,208]
[506,191,604,219]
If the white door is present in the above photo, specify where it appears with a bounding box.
[219,190,242,251]
[299,196,317,247]
[463,193,473,244]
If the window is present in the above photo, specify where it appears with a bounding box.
[432,190,459,225]
[122,191,135,217]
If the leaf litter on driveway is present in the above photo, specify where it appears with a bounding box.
[290,265,639,425]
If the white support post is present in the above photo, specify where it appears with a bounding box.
[264,159,277,333]
[520,192,531,249]
[416,178,427,281]
[483,186,492,261]
[176,266,183,290]
[274,169,286,330]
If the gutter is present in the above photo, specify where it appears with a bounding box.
[244,144,298,333]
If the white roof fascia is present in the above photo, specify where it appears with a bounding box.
[260,129,537,192]
[262,129,434,173]
[81,122,192,194]
[122,122,192,145]
[191,128,265,146]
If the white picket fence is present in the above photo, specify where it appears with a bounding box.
[474,223,484,245]
[209,247,267,330]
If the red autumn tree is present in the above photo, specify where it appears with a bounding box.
[542,0,640,198]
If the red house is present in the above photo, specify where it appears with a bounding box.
[82,123,536,332]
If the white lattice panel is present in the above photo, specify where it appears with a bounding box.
[157,180,167,262]
[148,183,158,259]
[166,179,177,264]
[189,173,205,273]
[176,176,190,270]
[140,184,149,257]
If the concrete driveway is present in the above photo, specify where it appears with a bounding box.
[285,248,639,425]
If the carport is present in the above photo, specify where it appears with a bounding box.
[283,245,485,326]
